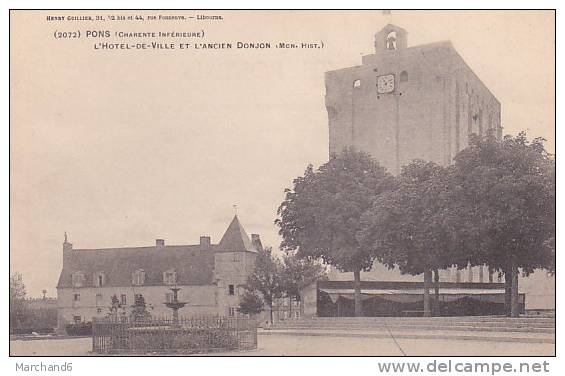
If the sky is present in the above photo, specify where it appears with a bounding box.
[10,10,555,297]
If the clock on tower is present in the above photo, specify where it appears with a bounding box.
[377,74,395,94]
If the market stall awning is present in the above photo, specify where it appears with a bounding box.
[319,288,510,304]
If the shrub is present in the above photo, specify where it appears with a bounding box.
[65,321,92,336]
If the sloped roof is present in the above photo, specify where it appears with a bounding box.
[57,245,216,289]
[217,215,257,253]
[57,216,258,289]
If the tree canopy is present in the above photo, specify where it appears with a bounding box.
[452,132,555,275]
[240,246,284,322]
[277,147,394,272]
[276,147,395,315]
[281,251,327,302]
[237,290,264,315]
[10,273,29,330]
[358,160,466,276]
[130,294,151,321]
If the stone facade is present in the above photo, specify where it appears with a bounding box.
[326,24,501,174]
[56,216,260,330]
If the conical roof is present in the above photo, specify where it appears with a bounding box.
[217,215,256,253]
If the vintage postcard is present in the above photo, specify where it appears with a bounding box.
[9,10,555,359]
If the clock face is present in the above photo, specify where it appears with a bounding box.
[377,74,395,94]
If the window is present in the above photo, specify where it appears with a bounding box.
[163,270,176,285]
[93,272,105,287]
[353,79,361,88]
[228,284,235,296]
[400,71,408,82]
[132,269,145,286]
[228,307,235,317]
[232,253,241,262]
[120,294,127,306]
[73,315,81,323]
[97,308,102,314]
[386,31,397,50]
[95,294,103,305]
[295,311,300,318]
[71,272,85,288]
[165,293,173,303]
[73,293,80,301]
[134,294,143,302]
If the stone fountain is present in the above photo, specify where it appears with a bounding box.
[164,286,188,325]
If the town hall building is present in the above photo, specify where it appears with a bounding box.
[56,215,261,329]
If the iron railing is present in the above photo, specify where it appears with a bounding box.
[92,315,257,354]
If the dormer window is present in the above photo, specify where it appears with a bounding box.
[71,272,85,288]
[132,269,145,286]
[94,271,105,287]
[163,270,177,285]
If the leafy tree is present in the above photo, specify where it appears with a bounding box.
[277,148,395,316]
[452,132,555,317]
[358,160,467,316]
[544,236,555,276]
[281,252,327,318]
[244,246,284,323]
[130,294,151,322]
[237,290,264,315]
[10,273,29,330]
[108,294,121,318]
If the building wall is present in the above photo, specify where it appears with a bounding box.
[300,283,318,319]
[57,284,219,329]
[214,251,257,317]
[326,42,501,174]
[329,264,494,284]
[57,249,258,329]
[520,270,555,310]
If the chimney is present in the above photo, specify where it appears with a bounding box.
[63,241,73,252]
[251,234,263,251]
[200,236,211,246]
[156,239,165,247]
[63,232,72,252]
[62,233,72,266]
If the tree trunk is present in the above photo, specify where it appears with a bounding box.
[433,269,440,317]
[337,297,341,317]
[269,304,273,324]
[288,296,292,320]
[504,268,512,317]
[353,269,363,317]
[511,259,520,318]
[423,269,432,317]
[488,266,494,283]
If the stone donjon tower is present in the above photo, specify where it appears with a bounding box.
[325,24,501,174]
